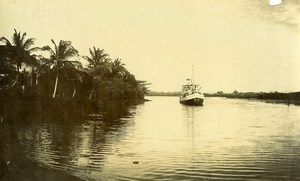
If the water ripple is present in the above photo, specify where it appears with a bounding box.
[16,97,300,180]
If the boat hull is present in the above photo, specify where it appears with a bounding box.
[179,92,204,106]
[180,98,204,106]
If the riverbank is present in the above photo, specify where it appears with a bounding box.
[204,91,300,106]
[147,91,300,106]
[147,91,180,96]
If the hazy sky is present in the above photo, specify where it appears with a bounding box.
[1,0,300,92]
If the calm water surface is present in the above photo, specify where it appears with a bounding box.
[17,97,300,180]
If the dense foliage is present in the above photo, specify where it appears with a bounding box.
[0,29,149,109]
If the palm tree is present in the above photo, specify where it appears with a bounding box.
[112,58,128,79]
[0,46,16,90]
[31,55,51,86]
[83,47,112,99]
[42,39,80,98]
[0,29,40,87]
[83,46,112,75]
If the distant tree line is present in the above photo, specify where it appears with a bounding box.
[147,91,181,96]
[0,29,149,111]
[205,91,300,105]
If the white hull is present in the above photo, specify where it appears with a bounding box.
[180,92,204,106]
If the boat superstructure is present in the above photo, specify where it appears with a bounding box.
[179,83,204,106]
[179,65,204,106]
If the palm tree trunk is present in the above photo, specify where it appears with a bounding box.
[11,74,19,87]
[89,78,95,99]
[72,84,76,98]
[89,89,94,99]
[31,66,33,87]
[35,72,42,86]
[52,73,59,98]
[11,66,20,88]
[36,74,39,86]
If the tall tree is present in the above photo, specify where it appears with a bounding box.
[0,46,16,89]
[0,29,40,87]
[83,47,112,99]
[112,58,128,79]
[42,39,80,98]
[83,46,112,76]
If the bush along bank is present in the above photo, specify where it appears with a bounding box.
[0,29,150,116]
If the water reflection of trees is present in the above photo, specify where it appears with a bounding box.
[0,100,139,177]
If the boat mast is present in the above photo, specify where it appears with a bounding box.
[192,64,194,84]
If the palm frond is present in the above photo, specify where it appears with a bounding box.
[23,38,35,50]
[41,45,55,56]
[20,32,27,45]
[13,29,21,47]
[51,39,58,56]
[90,47,96,60]
[63,47,79,59]
[82,56,93,64]
[26,55,39,67]
[0,37,12,47]
[28,46,41,53]
[67,60,82,65]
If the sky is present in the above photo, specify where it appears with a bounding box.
[0,0,300,93]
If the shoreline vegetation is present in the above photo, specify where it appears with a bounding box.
[0,29,149,180]
[0,29,150,113]
[147,91,181,96]
[147,91,300,106]
[205,91,300,106]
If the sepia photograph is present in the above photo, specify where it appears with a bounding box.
[1,0,300,180]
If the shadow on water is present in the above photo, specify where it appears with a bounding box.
[0,99,142,180]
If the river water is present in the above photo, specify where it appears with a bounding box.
[13,97,300,180]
